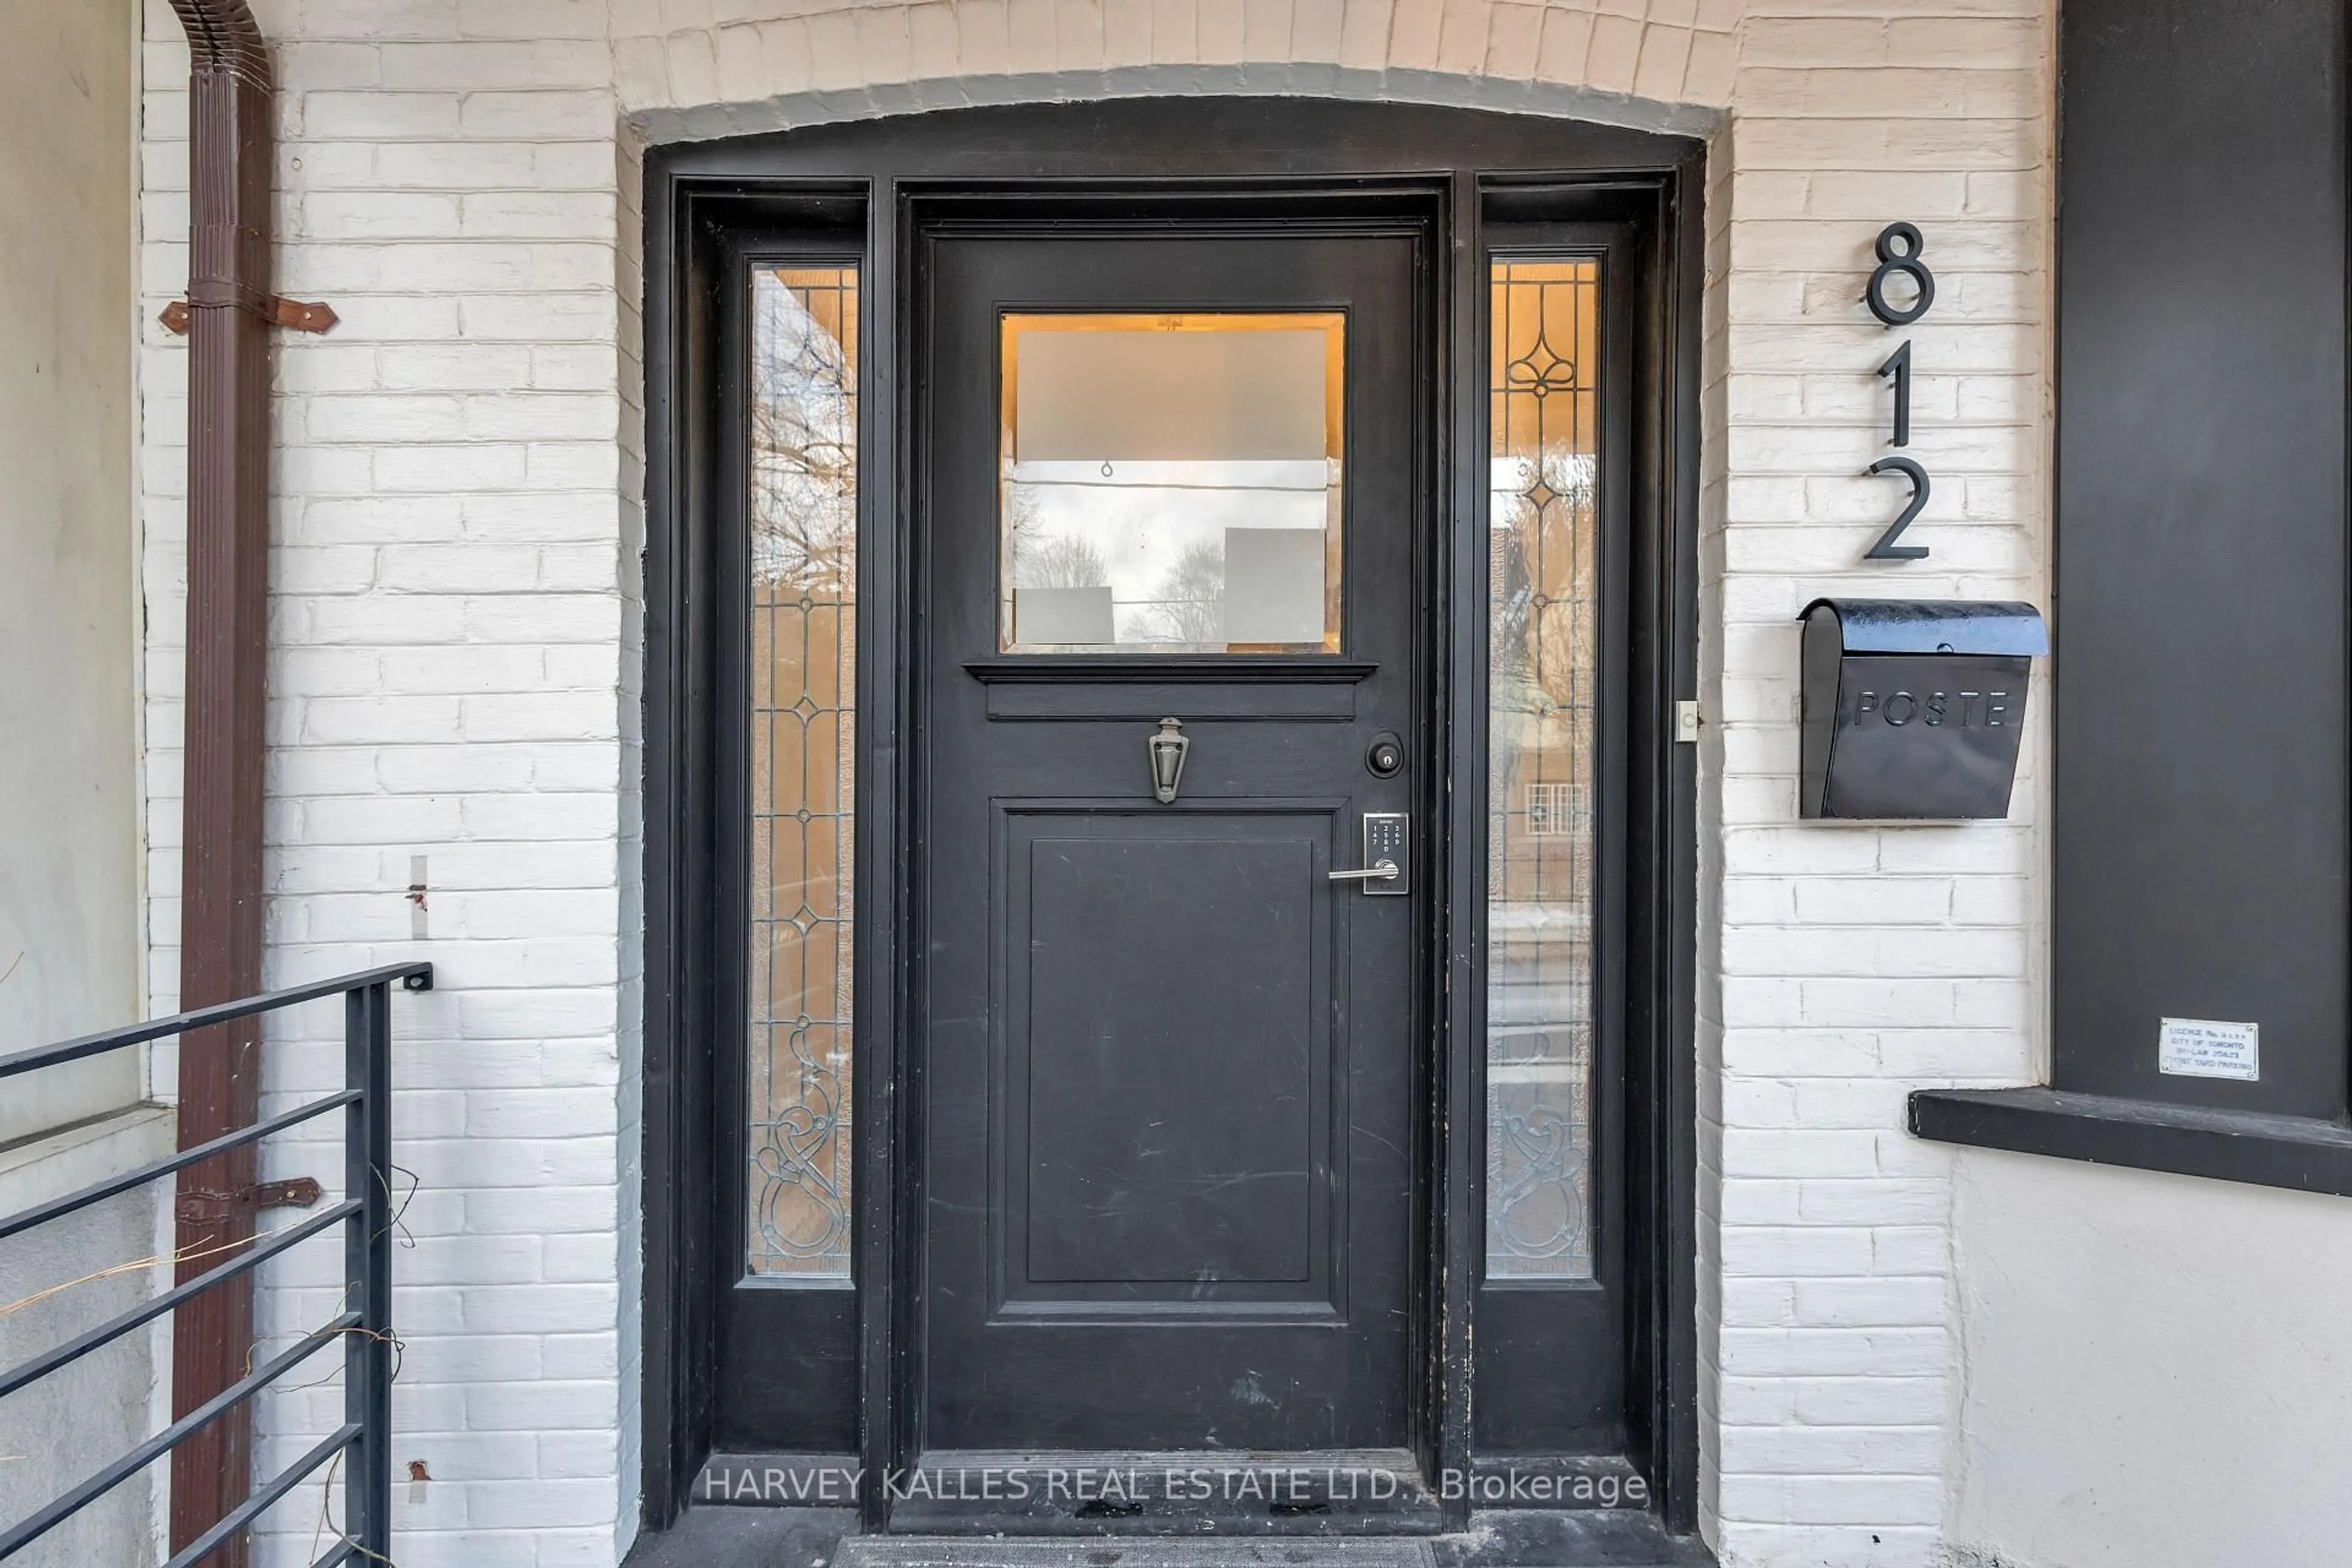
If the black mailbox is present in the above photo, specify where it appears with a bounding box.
[1799,598,2046,820]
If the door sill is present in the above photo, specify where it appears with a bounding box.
[891,1449,1440,1535]
[624,1507,1716,1568]
[842,1539,1436,1568]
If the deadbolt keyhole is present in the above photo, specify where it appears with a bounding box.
[1367,732,1404,778]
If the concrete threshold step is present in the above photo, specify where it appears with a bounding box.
[839,1539,1435,1568]
[623,1508,1715,1568]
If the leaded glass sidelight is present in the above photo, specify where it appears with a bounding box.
[1485,258,1600,1282]
[747,265,858,1280]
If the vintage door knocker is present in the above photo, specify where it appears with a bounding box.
[1147,717,1190,804]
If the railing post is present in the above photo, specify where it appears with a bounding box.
[344,981,394,1561]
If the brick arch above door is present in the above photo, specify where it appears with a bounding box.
[610,0,1736,146]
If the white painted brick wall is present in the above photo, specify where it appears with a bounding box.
[134,3,2049,1564]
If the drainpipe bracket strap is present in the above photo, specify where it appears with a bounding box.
[175,1176,326,1224]
[268,298,340,333]
[161,296,339,334]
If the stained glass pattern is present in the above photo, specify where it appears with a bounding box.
[1485,258,1600,1281]
[747,266,858,1279]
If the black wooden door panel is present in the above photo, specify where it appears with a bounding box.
[1011,812,1330,1293]
[920,225,1428,1457]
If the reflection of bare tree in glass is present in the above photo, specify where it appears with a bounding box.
[1004,484,1110,590]
[1142,539,1224,645]
[747,270,859,1280]
[752,282,855,595]
[1487,400,1599,1279]
[1011,527,1110,589]
[1491,456,1594,710]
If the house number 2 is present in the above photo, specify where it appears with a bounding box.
[1863,222,1936,561]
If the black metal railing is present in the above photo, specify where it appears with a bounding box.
[0,962,433,1566]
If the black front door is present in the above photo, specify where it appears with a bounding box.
[655,105,1704,1534]
[918,221,1432,1458]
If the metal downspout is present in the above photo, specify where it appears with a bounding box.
[167,5,274,1563]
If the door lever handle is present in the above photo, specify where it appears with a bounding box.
[1333,813,1409,895]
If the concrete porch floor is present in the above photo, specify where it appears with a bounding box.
[620,1507,1717,1568]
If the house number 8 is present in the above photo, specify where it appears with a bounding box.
[1866,222,1936,326]
[1863,222,1936,560]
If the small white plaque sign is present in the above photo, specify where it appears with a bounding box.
[2157,1017,2260,1081]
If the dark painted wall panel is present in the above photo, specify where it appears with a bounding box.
[2054,0,2349,1115]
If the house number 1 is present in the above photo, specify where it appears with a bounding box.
[1863,222,1936,561]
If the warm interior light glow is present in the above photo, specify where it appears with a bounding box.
[998,313,1346,654]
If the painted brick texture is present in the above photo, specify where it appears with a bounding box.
[134,2,2048,1564]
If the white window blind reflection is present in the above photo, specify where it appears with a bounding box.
[999,314,1345,654]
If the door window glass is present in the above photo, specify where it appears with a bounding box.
[1485,258,1600,1282]
[747,264,858,1280]
[998,314,1345,654]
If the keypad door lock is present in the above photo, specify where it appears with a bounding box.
[1329,812,1409,896]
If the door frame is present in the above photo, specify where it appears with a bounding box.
[913,214,1441,1477]
[641,97,1705,1538]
